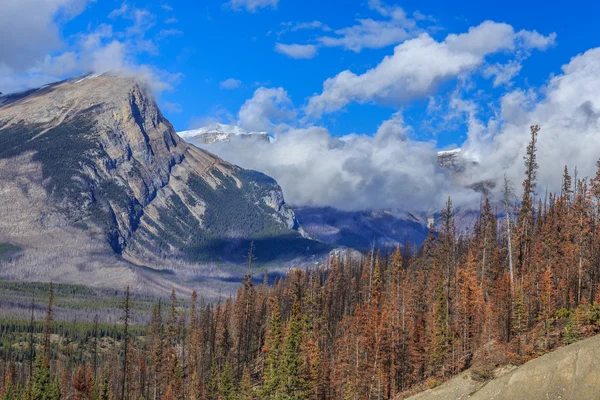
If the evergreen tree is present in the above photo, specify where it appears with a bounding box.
[31,354,60,400]
[219,363,236,400]
[279,298,309,400]
[238,365,253,400]
[261,296,283,399]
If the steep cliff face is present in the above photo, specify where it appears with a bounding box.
[0,74,325,292]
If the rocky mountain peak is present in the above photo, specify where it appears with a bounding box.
[0,73,326,293]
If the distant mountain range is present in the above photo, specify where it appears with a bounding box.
[179,123,272,146]
[0,74,329,295]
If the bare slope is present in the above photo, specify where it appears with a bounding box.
[0,74,327,294]
[407,334,600,400]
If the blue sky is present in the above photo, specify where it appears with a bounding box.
[2,0,600,211]
[3,0,597,148]
[109,0,594,149]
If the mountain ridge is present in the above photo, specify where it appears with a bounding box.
[0,74,328,295]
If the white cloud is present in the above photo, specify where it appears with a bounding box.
[306,21,556,117]
[483,60,522,87]
[220,78,242,89]
[238,87,296,132]
[318,4,418,52]
[275,43,319,59]
[314,0,419,52]
[463,47,600,199]
[108,2,129,19]
[317,19,415,52]
[0,3,182,96]
[278,20,330,36]
[290,21,328,32]
[275,1,422,57]
[0,0,89,72]
[198,112,476,211]
[516,30,557,51]
[124,8,156,37]
[228,0,278,12]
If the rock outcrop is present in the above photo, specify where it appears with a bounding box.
[407,334,600,400]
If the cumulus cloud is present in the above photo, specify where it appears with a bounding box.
[275,43,318,59]
[188,21,568,213]
[462,47,600,199]
[228,0,278,12]
[0,0,89,72]
[199,112,476,211]
[220,78,242,89]
[306,21,556,117]
[238,87,296,132]
[0,2,183,95]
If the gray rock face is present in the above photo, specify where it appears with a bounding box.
[407,334,600,400]
[0,73,325,293]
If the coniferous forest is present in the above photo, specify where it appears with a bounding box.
[4,126,600,399]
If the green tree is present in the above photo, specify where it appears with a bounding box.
[238,365,253,400]
[31,354,60,400]
[279,298,309,400]
[261,297,283,399]
[219,363,236,400]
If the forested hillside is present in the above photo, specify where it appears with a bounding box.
[3,125,600,399]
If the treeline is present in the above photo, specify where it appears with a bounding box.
[3,125,600,399]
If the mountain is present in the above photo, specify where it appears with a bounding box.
[294,206,430,252]
[407,333,600,400]
[437,148,465,170]
[0,74,328,295]
[179,123,272,146]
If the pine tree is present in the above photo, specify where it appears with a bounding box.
[279,298,309,400]
[261,296,283,399]
[238,365,253,400]
[219,363,236,400]
[31,354,59,400]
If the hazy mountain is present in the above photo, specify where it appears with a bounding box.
[0,74,328,295]
[294,206,430,252]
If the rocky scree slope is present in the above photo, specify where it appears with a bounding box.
[0,74,325,293]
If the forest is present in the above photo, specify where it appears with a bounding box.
[3,125,600,399]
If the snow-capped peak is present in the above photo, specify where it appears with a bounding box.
[178,123,272,145]
[178,123,266,139]
[437,148,462,156]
